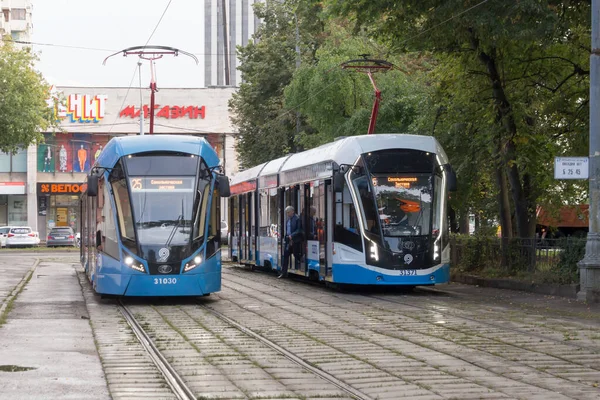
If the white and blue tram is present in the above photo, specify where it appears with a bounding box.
[80,135,230,296]
[228,134,457,286]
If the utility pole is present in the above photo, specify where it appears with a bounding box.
[578,0,600,302]
[138,61,144,135]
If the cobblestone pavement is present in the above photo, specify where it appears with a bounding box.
[84,262,600,400]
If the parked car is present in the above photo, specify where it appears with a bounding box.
[46,227,77,247]
[221,220,228,245]
[5,226,39,248]
[0,226,10,248]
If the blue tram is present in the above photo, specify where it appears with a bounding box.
[228,134,456,286]
[80,135,230,296]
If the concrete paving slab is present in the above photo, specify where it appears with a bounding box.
[0,261,109,400]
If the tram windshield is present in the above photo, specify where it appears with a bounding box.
[129,177,195,247]
[123,154,203,262]
[371,174,432,237]
[360,149,435,252]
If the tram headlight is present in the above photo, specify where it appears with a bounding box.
[184,255,203,272]
[124,256,145,272]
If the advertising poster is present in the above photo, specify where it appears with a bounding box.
[73,133,92,173]
[38,143,55,172]
[54,134,72,173]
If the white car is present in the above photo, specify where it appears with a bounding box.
[0,226,10,248]
[5,226,39,248]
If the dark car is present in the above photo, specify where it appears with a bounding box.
[47,227,76,247]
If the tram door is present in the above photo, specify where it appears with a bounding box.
[240,195,247,262]
[247,192,255,264]
[325,180,333,278]
[283,185,300,272]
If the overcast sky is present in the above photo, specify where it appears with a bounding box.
[32,0,208,88]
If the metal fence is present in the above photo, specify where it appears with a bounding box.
[450,236,586,281]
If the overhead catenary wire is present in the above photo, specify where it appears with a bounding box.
[107,65,138,135]
[144,0,173,48]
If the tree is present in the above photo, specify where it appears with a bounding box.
[229,0,325,168]
[0,39,58,153]
[327,0,591,238]
[284,20,431,148]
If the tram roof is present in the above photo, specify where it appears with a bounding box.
[95,134,220,170]
[229,134,449,186]
[280,134,447,173]
[229,162,266,186]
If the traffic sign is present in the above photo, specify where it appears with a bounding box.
[554,157,589,179]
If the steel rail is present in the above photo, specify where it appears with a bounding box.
[118,301,196,400]
[198,303,374,400]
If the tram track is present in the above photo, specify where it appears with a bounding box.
[196,302,374,400]
[227,265,600,355]
[117,301,196,400]
[220,266,600,399]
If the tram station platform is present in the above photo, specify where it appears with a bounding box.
[0,255,109,399]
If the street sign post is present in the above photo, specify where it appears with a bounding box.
[554,157,589,180]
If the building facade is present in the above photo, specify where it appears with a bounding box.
[0,0,32,43]
[204,0,263,87]
[0,86,240,239]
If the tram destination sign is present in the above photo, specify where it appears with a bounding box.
[554,157,589,180]
[129,177,195,192]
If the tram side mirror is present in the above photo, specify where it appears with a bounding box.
[87,175,99,197]
[444,165,457,192]
[333,171,345,193]
[217,175,231,197]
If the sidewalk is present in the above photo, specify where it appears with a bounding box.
[0,260,109,399]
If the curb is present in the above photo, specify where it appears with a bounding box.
[451,274,582,299]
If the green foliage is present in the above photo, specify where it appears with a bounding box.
[229,0,325,168]
[284,21,431,148]
[0,39,59,153]
[325,0,591,235]
[554,238,586,284]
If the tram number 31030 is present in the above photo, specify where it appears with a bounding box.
[154,278,178,285]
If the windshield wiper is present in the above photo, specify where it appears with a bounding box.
[164,215,183,249]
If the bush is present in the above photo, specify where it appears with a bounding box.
[552,238,586,284]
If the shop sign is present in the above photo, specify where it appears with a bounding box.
[0,182,26,195]
[37,182,87,194]
[119,105,206,119]
[47,87,108,123]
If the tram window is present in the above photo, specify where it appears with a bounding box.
[310,181,327,263]
[209,188,219,238]
[111,173,136,253]
[334,180,362,252]
[99,178,119,259]
[268,189,278,237]
[232,197,239,238]
[351,174,380,236]
[194,183,210,240]
[259,190,269,236]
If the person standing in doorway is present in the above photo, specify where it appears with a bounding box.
[279,206,301,279]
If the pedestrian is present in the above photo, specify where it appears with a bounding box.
[279,206,302,279]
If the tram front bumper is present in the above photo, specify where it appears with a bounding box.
[95,271,221,296]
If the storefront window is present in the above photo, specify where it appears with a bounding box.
[8,195,27,226]
[11,149,27,172]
